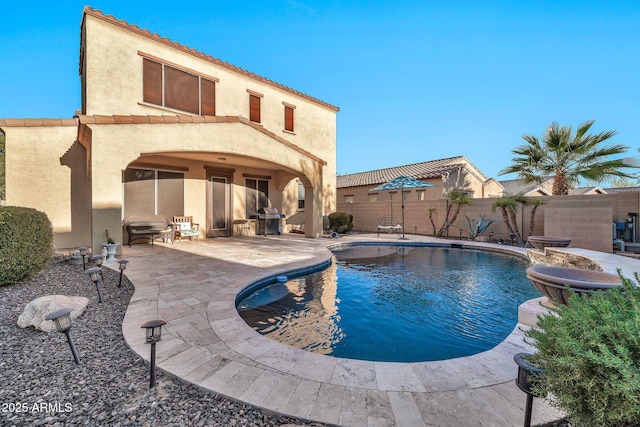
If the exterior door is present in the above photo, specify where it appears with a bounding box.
[206,171,232,237]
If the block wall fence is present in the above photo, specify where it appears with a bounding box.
[336,192,640,253]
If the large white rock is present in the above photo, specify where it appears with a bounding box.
[17,295,89,332]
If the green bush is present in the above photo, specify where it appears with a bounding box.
[328,212,353,234]
[0,206,53,286]
[526,272,640,427]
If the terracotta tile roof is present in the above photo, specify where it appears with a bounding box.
[337,156,473,188]
[82,7,339,113]
[603,186,640,194]
[497,177,553,196]
[568,187,607,195]
[0,118,78,127]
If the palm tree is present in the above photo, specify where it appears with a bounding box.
[527,198,546,238]
[492,195,523,245]
[428,208,437,236]
[437,190,472,237]
[499,120,639,195]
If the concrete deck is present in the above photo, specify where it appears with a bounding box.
[112,233,637,426]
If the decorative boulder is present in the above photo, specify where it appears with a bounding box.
[17,295,89,332]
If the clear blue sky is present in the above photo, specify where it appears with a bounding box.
[2,1,639,181]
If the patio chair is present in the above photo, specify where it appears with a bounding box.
[173,216,200,243]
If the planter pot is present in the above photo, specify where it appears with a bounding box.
[102,242,120,263]
[526,265,622,305]
[527,236,572,251]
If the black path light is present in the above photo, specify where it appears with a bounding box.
[514,352,546,427]
[78,247,89,269]
[85,267,103,303]
[141,319,167,388]
[117,259,129,288]
[90,255,104,280]
[45,307,81,365]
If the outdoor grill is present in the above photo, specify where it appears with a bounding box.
[257,207,285,235]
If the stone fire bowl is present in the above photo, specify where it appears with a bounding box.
[526,265,622,305]
[527,236,572,250]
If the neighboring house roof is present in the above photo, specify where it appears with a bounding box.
[81,7,339,113]
[568,187,607,195]
[336,156,488,188]
[497,178,553,196]
[603,186,640,194]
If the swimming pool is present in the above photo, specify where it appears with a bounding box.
[237,244,539,362]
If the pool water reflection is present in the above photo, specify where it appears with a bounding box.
[237,245,539,362]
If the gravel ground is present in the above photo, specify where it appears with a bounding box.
[0,255,327,427]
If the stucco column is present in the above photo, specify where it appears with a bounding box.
[90,149,128,256]
[304,182,324,238]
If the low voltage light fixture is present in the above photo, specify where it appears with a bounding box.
[117,259,129,288]
[45,307,81,365]
[514,352,545,427]
[78,247,89,270]
[91,255,104,279]
[85,267,103,303]
[141,319,167,388]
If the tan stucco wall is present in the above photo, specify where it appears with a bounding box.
[2,125,92,250]
[88,120,330,249]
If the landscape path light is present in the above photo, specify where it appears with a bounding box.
[78,247,89,269]
[91,255,104,280]
[514,352,545,427]
[117,259,129,288]
[85,267,103,303]
[141,319,167,388]
[45,307,81,365]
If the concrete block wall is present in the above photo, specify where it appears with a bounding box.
[336,191,640,252]
[544,207,613,253]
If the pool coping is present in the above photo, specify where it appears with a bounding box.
[116,234,640,426]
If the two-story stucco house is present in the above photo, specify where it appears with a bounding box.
[0,7,339,254]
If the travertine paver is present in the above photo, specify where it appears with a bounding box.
[115,233,640,426]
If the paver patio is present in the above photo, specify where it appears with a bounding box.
[114,233,639,426]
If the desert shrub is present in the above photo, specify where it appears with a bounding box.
[525,272,640,427]
[328,212,353,234]
[0,206,53,286]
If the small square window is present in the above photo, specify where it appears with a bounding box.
[369,194,378,202]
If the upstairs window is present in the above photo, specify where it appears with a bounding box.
[284,103,295,132]
[249,93,261,123]
[142,57,216,115]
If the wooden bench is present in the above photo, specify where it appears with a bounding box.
[377,217,402,237]
[123,215,173,247]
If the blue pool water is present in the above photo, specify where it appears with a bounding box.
[237,245,540,362]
